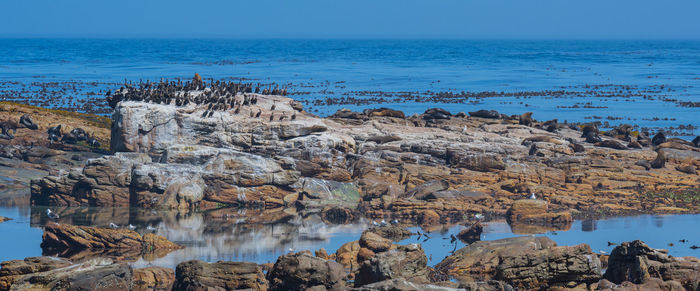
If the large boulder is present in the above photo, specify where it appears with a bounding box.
[0,258,131,291]
[133,267,175,291]
[360,231,393,253]
[436,237,602,289]
[506,199,572,226]
[41,222,182,254]
[267,252,346,291]
[355,244,431,287]
[174,260,268,291]
[604,240,700,290]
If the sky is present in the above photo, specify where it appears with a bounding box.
[1,0,699,39]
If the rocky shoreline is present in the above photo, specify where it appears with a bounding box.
[1,80,699,290]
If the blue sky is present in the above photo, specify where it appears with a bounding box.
[2,0,699,39]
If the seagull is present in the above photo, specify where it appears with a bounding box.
[474,213,484,220]
[529,193,537,200]
[380,220,387,226]
[128,224,136,230]
[109,223,119,229]
[46,209,60,219]
[146,225,157,232]
[371,220,380,227]
[288,247,295,253]
[391,219,399,225]
[599,250,608,255]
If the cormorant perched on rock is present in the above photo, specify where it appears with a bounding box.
[48,125,62,137]
[270,102,276,111]
[255,109,262,118]
[20,114,38,130]
[0,122,15,140]
[87,134,100,148]
[291,113,296,120]
[279,114,286,121]
[269,114,274,122]
[234,106,241,114]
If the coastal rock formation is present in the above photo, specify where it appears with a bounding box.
[604,240,700,290]
[41,222,182,256]
[267,251,346,291]
[174,260,268,291]
[355,244,431,287]
[133,267,175,291]
[436,236,602,290]
[457,222,483,243]
[0,257,131,291]
[506,199,572,226]
[30,93,700,217]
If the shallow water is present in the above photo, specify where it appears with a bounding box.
[0,39,698,136]
[2,206,698,268]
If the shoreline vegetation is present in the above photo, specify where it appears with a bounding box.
[0,76,699,290]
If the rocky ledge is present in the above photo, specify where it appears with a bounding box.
[27,92,699,221]
[2,237,698,291]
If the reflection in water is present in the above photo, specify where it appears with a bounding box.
[1,206,699,269]
[582,219,597,232]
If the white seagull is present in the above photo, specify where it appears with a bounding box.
[109,223,119,229]
[529,193,537,200]
[46,209,60,219]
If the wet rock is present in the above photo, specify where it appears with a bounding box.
[604,240,700,289]
[267,252,346,291]
[174,260,268,291]
[353,279,472,290]
[335,240,362,272]
[0,258,131,291]
[321,206,356,224]
[360,231,393,253]
[436,237,601,289]
[469,110,500,119]
[457,222,483,243]
[355,244,431,287]
[133,266,175,291]
[366,225,413,242]
[41,222,182,254]
[506,199,572,225]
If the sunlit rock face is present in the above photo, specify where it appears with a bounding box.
[31,91,700,218]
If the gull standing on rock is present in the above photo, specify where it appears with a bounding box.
[529,193,537,200]
[46,209,59,219]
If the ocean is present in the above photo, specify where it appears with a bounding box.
[0,39,698,136]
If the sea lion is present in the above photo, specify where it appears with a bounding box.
[652,132,666,146]
[47,124,62,137]
[585,132,602,143]
[0,122,16,140]
[569,142,585,153]
[627,140,642,149]
[581,124,598,138]
[595,140,627,150]
[519,112,534,126]
[468,109,500,119]
[423,108,451,120]
[19,114,38,130]
[650,150,666,169]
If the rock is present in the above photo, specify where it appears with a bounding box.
[0,258,132,291]
[267,252,346,291]
[404,179,449,200]
[133,267,175,291]
[469,110,500,119]
[457,223,483,243]
[355,244,431,287]
[693,136,699,148]
[366,225,413,242]
[354,279,472,290]
[174,260,268,291]
[357,248,376,264]
[436,237,601,289]
[335,240,362,272]
[506,199,572,226]
[41,222,182,254]
[0,256,72,290]
[360,231,393,253]
[604,240,700,289]
[417,210,441,225]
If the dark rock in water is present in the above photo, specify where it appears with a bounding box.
[652,132,666,146]
[595,140,627,150]
[174,260,267,291]
[366,225,413,242]
[585,132,603,144]
[569,142,585,153]
[650,150,666,169]
[267,252,346,291]
[0,257,132,291]
[133,267,175,291]
[627,140,642,149]
[436,237,601,290]
[604,240,700,290]
[457,222,483,244]
[321,206,355,224]
[468,110,500,119]
[355,244,431,287]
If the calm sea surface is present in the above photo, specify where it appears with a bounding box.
[0,39,698,135]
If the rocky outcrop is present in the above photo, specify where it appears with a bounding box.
[365,225,413,241]
[174,260,268,291]
[29,93,700,216]
[41,222,182,256]
[457,222,483,243]
[133,267,175,291]
[0,257,131,291]
[267,251,346,291]
[436,237,602,290]
[355,244,431,287]
[507,199,572,226]
[604,240,700,290]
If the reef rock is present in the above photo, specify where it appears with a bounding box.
[0,257,131,291]
[174,260,268,291]
[41,222,182,254]
[267,251,346,291]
